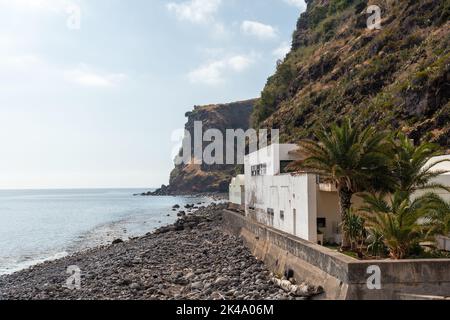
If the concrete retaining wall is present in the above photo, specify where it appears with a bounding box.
[222,209,450,300]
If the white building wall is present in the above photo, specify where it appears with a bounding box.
[413,155,450,202]
[242,150,450,245]
[432,174,450,202]
[229,175,245,205]
[244,144,298,177]
[245,173,318,242]
[414,174,450,202]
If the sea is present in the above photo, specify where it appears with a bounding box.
[0,188,214,275]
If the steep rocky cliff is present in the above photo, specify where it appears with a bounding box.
[156,99,255,194]
[152,0,449,194]
[253,0,449,149]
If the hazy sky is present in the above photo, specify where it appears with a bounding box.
[0,0,306,189]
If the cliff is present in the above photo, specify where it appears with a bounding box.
[253,0,449,149]
[153,99,255,195]
[151,0,449,195]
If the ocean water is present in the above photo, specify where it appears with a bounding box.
[0,189,213,275]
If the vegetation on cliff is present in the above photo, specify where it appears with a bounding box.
[253,0,449,149]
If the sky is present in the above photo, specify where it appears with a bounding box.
[0,0,306,189]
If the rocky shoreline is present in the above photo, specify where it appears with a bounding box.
[0,204,322,300]
[136,186,227,201]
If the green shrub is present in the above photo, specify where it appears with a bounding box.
[328,0,359,14]
[308,5,328,28]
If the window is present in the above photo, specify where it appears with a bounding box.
[251,163,267,176]
[317,218,326,228]
[280,210,285,220]
[267,208,274,216]
[280,160,294,174]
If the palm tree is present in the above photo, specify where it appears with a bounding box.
[391,132,450,194]
[341,209,366,253]
[366,229,386,258]
[290,119,394,248]
[361,191,431,259]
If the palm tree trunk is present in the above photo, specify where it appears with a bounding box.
[338,186,353,250]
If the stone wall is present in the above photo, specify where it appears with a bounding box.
[222,209,450,300]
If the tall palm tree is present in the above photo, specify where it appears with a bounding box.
[361,191,429,259]
[391,132,450,194]
[290,119,394,248]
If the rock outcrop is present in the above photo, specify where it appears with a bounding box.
[151,99,256,195]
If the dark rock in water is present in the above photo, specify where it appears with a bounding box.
[177,211,186,217]
[140,185,172,196]
[173,204,180,209]
[112,239,124,245]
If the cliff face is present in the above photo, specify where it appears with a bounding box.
[253,0,449,148]
[166,99,256,194]
[155,0,449,194]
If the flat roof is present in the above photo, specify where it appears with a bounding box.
[244,143,298,158]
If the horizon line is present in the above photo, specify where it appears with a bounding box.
[0,187,157,191]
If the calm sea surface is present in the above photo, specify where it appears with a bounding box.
[0,189,212,275]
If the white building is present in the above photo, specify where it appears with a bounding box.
[414,155,450,202]
[244,144,334,244]
[239,144,450,245]
[229,175,245,208]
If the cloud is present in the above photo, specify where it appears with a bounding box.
[273,42,291,59]
[240,20,278,40]
[167,0,221,24]
[283,0,307,10]
[227,55,253,72]
[188,54,255,86]
[64,65,127,88]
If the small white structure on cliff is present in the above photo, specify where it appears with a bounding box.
[239,144,450,245]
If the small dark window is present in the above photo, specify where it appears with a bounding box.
[280,210,285,220]
[317,218,326,228]
[267,208,274,216]
[280,160,294,173]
